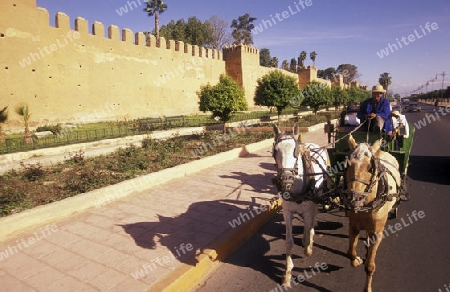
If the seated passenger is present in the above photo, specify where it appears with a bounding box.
[339,104,360,127]
[357,84,392,136]
[343,104,360,126]
[391,110,409,138]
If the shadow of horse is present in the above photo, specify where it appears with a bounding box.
[119,198,261,267]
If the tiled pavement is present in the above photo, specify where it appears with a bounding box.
[0,129,328,292]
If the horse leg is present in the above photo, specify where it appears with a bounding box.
[302,201,317,257]
[364,231,383,292]
[282,208,294,288]
[347,220,363,267]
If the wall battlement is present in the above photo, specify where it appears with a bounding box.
[34,4,222,60]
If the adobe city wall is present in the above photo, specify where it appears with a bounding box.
[0,0,350,133]
[0,0,226,131]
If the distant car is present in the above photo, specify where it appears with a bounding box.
[407,102,421,112]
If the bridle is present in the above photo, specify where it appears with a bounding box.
[272,134,300,194]
[341,145,392,212]
[272,134,327,202]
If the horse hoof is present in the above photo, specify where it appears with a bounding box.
[304,246,313,257]
[282,277,292,288]
[351,256,363,267]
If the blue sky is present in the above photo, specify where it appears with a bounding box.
[36,0,450,96]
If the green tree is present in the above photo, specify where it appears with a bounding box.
[260,48,271,67]
[15,103,32,144]
[0,106,8,143]
[143,0,168,43]
[300,81,331,115]
[330,86,348,109]
[198,74,247,133]
[254,70,299,123]
[379,72,392,96]
[336,64,359,84]
[231,13,256,45]
[184,16,212,46]
[317,67,336,80]
[346,86,370,105]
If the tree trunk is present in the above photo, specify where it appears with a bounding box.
[24,124,33,144]
[0,124,5,143]
[155,11,160,46]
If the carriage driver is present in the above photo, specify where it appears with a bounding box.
[357,84,392,137]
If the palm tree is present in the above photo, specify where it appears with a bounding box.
[0,106,8,143]
[143,0,168,44]
[379,72,392,96]
[298,51,307,70]
[310,51,317,67]
[15,103,32,144]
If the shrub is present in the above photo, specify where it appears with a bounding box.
[20,162,45,181]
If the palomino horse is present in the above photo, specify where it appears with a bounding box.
[272,123,330,287]
[344,135,402,292]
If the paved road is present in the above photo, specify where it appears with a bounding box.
[196,103,450,292]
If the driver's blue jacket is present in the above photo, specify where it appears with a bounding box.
[357,97,392,133]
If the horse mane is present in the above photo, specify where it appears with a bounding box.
[349,143,373,161]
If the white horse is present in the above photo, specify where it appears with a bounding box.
[272,123,331,287]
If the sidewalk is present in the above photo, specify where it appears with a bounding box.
[0,128,328,292]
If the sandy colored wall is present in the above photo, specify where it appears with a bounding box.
[0,0,225,131]
[223,45,299,110]
[0,0,360,133]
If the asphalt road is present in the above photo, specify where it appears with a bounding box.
[196,103,450,292]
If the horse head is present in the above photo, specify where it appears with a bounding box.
[343,134,385,212]
[272,123,303,195]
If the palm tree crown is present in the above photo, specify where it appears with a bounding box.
[143,0,168,42]
[379,72,392,94]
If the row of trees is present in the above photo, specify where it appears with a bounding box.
[260,49,318,73]
[142,4,369,89]
[415,86,450,101]
[143,2,257,50]
[198,71,370,131]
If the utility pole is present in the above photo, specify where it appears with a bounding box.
[438,71,446,90]
[438,71,446,95]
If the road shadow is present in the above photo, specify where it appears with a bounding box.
[408,155,450,185]
[219,211,345,288]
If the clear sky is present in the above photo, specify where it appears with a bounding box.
[36,0,450,97]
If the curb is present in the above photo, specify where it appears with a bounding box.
[148,199,282,292]
[0,138,274,242]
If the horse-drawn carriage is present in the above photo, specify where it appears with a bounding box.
[326,116,415,213]
[271,111,415,291]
